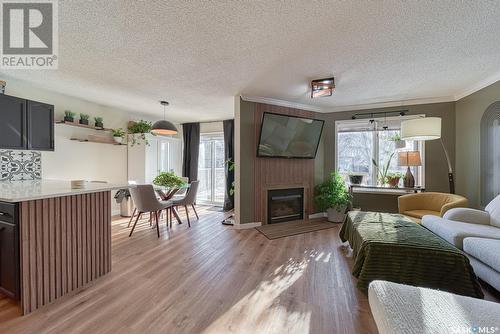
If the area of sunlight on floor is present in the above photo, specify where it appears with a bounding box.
[201,256,311,334]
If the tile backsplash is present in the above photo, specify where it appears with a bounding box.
[0,150,42,181]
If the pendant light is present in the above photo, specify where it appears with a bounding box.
[151,100,178,136]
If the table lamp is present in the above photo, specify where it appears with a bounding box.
[401,117,454,193]
[398,151,422,188]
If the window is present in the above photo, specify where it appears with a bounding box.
[335,116,425,187]
[158,138,181,175]
[198,133,225,205]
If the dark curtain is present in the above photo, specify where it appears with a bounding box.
[182,122,200,182]
[223,119,235,211]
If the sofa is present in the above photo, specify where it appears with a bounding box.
[398,192,468,223]
[422,194,500,291]
[463,237,500,291]
[368,280,500,334]
[422,195,500,249]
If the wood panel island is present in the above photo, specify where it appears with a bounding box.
[0,180,128,314]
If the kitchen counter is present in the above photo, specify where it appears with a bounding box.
[0,179,129,314]
[0,179,129,202]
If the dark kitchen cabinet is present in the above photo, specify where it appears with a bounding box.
[0,202,19,300]
[27,100,54,151]
[0,94,26,150]
[0,94,54,151]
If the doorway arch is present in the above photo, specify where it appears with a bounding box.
[480,101,500,206]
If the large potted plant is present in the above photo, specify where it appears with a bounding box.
[315,172,352,223]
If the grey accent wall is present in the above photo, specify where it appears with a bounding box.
[238,100,457,219]
[321,102,456,194]
[239,100,256,223]
[456,80,500,208]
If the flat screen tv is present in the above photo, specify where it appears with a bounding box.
[257,112,324,159]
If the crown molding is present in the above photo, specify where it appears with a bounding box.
[242,74,500,114]
[453,72,500,101]
[241,95,455,113]
[240,95,324,112]
[323,96,456,113]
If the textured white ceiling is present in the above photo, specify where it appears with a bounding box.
[2,1,500,122]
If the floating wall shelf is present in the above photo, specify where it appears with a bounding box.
[70,138,125,146]
[55,121,112,131]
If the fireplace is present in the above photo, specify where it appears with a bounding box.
[267,188,304,224]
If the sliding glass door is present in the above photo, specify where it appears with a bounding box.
[198,133,225,205]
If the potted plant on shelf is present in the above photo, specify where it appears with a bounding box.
[372,152,396,186]
[153,171,187,188]
[315,171,352,223]
[390,133,406,149]
[64,110,76,123]
[79,113,90,125]
[127,120,152,146]
[348,173,364,185]
[94,117,104,128]
[111,128,126,144]
[386,172,404,187]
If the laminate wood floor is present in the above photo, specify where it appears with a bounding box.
[0,207,377,334]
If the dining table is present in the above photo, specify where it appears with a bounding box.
[155,183,190,225]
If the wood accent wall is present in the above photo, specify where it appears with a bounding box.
[18,191,111,314]
[254,103,317,224]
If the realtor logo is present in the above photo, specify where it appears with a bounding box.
[1,0,58,69]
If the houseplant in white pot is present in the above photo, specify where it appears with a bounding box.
[315,172,352,223]
[111,128,126,144]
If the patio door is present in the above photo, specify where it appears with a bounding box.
[198,133,225,205]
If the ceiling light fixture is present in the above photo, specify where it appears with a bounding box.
[151,100,177,136]
[311,77,335,98]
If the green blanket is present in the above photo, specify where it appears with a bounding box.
[339,211,483,298]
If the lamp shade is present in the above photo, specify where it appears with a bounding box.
[151,120,178,136]
[398,151,422,166]
[401,117,441,141]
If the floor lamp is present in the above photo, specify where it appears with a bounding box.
[400,117,455,194]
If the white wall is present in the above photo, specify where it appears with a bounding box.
[200,121,223,134]
[3,77,131,214]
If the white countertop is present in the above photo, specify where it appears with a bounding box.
[0,180,129,202]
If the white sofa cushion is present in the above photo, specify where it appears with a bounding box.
[422,215,500,249]
[467,256,500,291]
[485,194,500,228]
[463,237,500,272]
[443,207,491,225]
[368,280,500,334]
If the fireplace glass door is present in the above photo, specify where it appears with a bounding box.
[267,188,304,224]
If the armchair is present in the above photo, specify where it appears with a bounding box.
[398,192,468,223]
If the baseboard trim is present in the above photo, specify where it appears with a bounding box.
[309,212,326,219]
[231,222,262,229]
